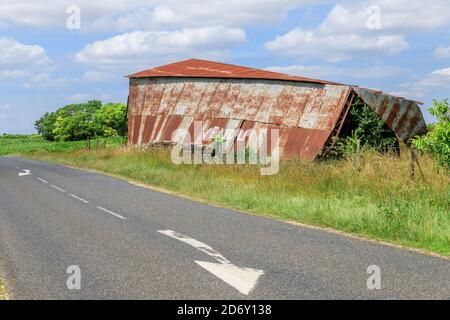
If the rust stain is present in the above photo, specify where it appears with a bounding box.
[127,59,427,160]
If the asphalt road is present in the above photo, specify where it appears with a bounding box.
[0,156,449,299]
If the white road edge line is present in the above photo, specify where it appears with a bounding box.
[158,229,264,295]
[50,184,65,192]
[96,206,127,220]
[37,178,48,184]
[69,194,90,204]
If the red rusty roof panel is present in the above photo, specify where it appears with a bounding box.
[127,59,339,85]
[353,87,427,141]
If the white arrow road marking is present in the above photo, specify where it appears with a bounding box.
[158,229,264,295]
[18,169,32,177]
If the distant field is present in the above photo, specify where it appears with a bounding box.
[0,134,125,156]
[22,144,450,257]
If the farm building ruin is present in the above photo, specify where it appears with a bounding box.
[126,59,427,160]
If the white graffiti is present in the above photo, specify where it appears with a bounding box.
[170,121,279,176]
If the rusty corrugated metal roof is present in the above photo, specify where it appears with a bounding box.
[127,59,339,85]
[353,87,427,141]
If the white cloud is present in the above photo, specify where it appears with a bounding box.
[0,38,51,90]
[320,1,450,34]
[75,26,246,72]
[399,67,450,99]
[435,46,450,59]
[0,37,49,67]
[82,71,110,81]
[265,0,450,62]
[114,0,317,30]
[0,70,30,78]
[0,0,320,31]
[0,1,145,29]
[23,72,77,89]
[430,67,450,77]
[266,64,407,80]
[265,28,408,62]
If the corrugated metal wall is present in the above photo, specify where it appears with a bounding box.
[127,77,351,160]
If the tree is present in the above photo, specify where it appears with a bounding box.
[52,100,101,141]
[413,99,450,171]
[35,112,58,141]
[35,100,127,142]
[92,103,127,137]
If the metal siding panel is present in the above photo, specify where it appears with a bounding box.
[253,82,285,123]
[216,82,242,118]
[157,79,186,116]
[160,115,183,142]
[208,80,232,118]
[141,116,157,144]
[233,81,267,121]
[131,115,142,145]
[353,87,427,142]
[298,88,326,129]
[195,80,221,119]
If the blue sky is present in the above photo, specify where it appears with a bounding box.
[1,0,450,133]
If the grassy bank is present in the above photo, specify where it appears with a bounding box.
[0,134,126,155]
[0,276,8,300]
[23,146,450,256]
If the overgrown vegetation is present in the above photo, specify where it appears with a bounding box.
[322,98,399,159]
[0,134,125,156]
[413,99,450,171]
[25,146,450,256]
[3,98,448,257]
[34,100,127,141]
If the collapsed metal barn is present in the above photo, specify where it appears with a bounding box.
[126,59,427,160]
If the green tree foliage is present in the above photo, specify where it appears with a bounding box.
[341,100,399,153]
[34,112,58,141]
[93,102,128,137]
[322,99,400,159]
[413,99,450,170]
[34,100,127,141]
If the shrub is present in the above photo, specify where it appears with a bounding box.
[35,101,127,141]
[413,99,450,171]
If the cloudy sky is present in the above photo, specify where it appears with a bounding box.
[1,0,449,133]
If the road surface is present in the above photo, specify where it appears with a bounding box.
[0,156,449,299]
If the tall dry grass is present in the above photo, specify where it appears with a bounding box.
[27,146,450,255]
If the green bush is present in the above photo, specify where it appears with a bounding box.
[413,99,450,171]
[34,100,127,141]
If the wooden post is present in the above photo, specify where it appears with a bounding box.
[409,146,415,179]
[413,148,426,181]
[96,138,99,150]
[356,139,361,171]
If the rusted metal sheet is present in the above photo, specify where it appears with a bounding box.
[353,87,427,142]
[127,76,350,160]
[126,59,427,160]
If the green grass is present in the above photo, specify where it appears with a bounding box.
[0,134,126,155]
[20,144,450,257]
